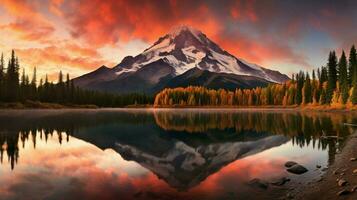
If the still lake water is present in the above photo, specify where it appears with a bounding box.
[0,109,356,200]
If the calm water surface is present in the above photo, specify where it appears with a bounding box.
[0,109,356,200]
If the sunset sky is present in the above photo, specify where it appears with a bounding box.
[0,0,356,81]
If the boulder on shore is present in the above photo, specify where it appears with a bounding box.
[285,161,298,168]
[287,164,308,174]
[337,189,350,196]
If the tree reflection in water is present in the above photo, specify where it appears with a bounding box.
[0,110,355,171]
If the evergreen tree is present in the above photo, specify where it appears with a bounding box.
[20,68,26,100]
[303,72,312,104]
[348,45,357,86]
[58,71,63,84]
[58,71,65,102]
[64,73,69,102]
[30,67,37,100]
[320,66,328,83]
[6,50,19,101]
[338,51,348,104]
[31,67,37,86]
[326,51,338,103]
[295,71,304,104]
[312,70,319,103]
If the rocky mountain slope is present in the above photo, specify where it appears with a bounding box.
[74,26,289,94]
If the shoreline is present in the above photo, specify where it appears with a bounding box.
[294,129,357,200]
[1,104,357,113]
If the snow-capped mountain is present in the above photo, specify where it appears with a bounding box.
[114,135,289,190]
[74,26,289,93]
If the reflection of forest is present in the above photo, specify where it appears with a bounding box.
[0,130,70,170]
[0,110,355,170]
[154,111,356,164]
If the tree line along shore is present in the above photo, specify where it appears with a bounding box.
[1,45,357,109]
[0,50,152,108]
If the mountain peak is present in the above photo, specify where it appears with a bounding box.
[168,25,202,38]
[112,26,289,82]
[75,26,289,93]
[143,25,207,55]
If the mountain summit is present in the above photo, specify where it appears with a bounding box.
[74,25,289,94]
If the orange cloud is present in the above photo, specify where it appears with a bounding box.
[1,21,55,41]
[12,44,115,81]
[216,32,309,68]
[15,46,109,70]
[61,0,309,68]
[2,0,356,77]
[64,0,223,46]
[1,0,55,42]
[49,0,64,16]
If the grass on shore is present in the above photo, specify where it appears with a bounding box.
[0,100,98,109]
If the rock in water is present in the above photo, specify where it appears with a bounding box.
[270,177,291,186]
[287,164,308,174]
[285,161,298,168]
[337,189,350,196]
[338,179,348,187]
[248,178,268,190]
[321,167,328,172]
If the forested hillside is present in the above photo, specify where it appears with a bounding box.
[0,50,153,107]
[154,45,357,107]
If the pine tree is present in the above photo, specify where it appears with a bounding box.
[31,67,37,86]
[6,50,19,101]
[30,67,37,100]
[326,51,338,103]
[58,71,63,84]
[348,45,357,86]
[320,66,328,83]
[295,71,304,104]
[312,70,319,104]
[338,51,348,104]
[58,71,65,102]
[65,73,70,102]
[21,68,26,85]
[303,72,312,104]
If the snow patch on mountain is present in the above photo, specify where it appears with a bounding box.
[143,37,176,55]
[115,67,137,76]
[208,50,246,75]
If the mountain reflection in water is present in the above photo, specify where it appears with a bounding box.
[0,109,355,200]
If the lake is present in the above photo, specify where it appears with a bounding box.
[0,109,356,200]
